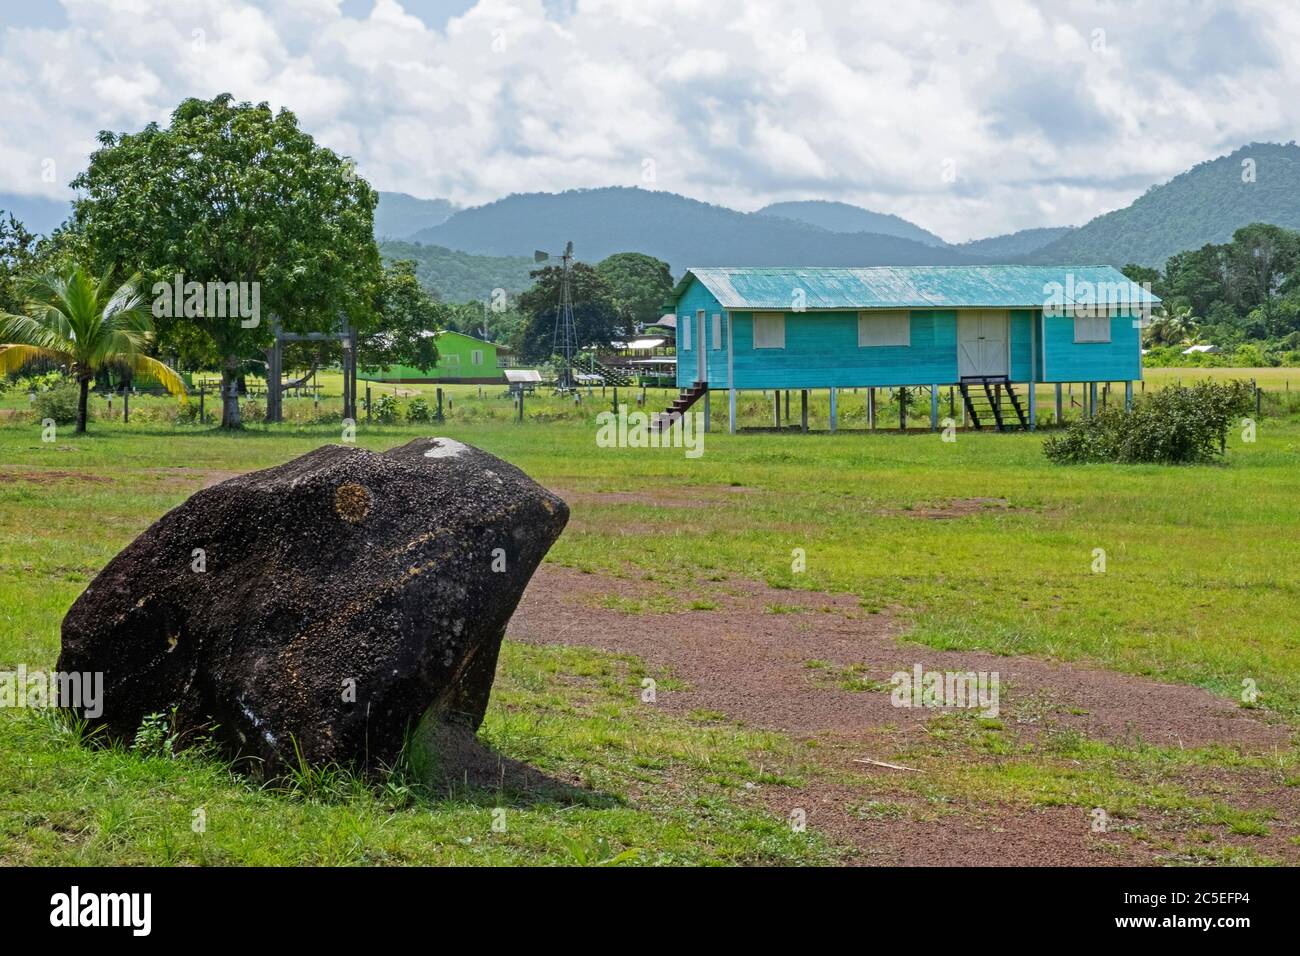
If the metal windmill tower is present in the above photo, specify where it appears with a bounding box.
[536,241,577,391]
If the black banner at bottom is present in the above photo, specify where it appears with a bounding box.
[0,864,1281,940]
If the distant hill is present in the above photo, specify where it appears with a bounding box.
[375,192,457,240]
[14,141,1300,282]
[1026,142,1300,267]
[0,193,72,235]
[410,187,976,272]
[379,240,534,303]
[958,226,1074,260]
[756,200,945,246]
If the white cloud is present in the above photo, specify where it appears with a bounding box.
[0,0,1296,241]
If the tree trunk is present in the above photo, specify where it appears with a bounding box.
[76,375,90,434]
[221,359,242,429]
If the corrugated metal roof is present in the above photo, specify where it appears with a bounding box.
[668,265,1160,311]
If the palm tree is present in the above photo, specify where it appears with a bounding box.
[1143,304,1200,348]
[0,264,186,433]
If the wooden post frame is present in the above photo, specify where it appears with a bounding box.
[267,316,357,424]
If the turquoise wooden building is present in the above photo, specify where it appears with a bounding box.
[663,265,1159,433]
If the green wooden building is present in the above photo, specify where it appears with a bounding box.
[360,330,510,385]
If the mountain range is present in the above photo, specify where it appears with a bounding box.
[6,142,1300,302]
[755,200,946,246]
[374,192,457,239]
[1023,142,1300,265]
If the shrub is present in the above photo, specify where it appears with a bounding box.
[34,383,81,425]
[1044,380,1254,465]
[132,712,177,758]
[406,397,432,422]
[9,371,67,395]
[374,394,399,423]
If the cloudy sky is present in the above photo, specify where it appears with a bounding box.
[1,0,1296,241]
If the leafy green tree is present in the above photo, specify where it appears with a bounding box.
[0,264,186,432]
[358,260,443,373]
[1163,244,1230,321]
[1120,263,1160,294]
[0,213,38,316]
[595,252,674,330]
[440,299,526,349]
[70,94,381,427]
[1225,223,1300,333]
[515,263,620,363]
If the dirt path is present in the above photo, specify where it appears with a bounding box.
[510,565,1296,865]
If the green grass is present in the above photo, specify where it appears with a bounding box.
[2,380,1299,864]
[1,642,836,865]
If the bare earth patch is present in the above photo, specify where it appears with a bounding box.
[0,469,113,484]
[510,565,1296,865]
[552,484,758,510]
[896,496,1011,519]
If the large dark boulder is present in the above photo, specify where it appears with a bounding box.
[58,437,568,773]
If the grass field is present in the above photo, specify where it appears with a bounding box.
[2,371,1299,865]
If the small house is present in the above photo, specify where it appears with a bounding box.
[664,265,1159,432]
[360,330,510,385]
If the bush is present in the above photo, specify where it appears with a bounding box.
[3,370,70,398]
[34,383,81,425]
[1044,380,1254,465]
[374,394,399,423]
[406,397,432,422]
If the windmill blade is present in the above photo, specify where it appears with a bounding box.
[564,240,573,257]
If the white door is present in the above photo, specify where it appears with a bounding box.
[957,310,1009,378]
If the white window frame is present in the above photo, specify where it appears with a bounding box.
[681,315,692,351]
[471,349,484,365]
[752,312,785,349]
[858,310,910,347]
[1073,311,1111,344]
[711,313,722,350]
[445,354,461,367]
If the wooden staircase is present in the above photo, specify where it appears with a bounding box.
[581,355,633,386]
[652,381,708,431]
[958,376,1029,431]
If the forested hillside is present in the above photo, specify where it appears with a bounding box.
[1029,143,1300,267]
